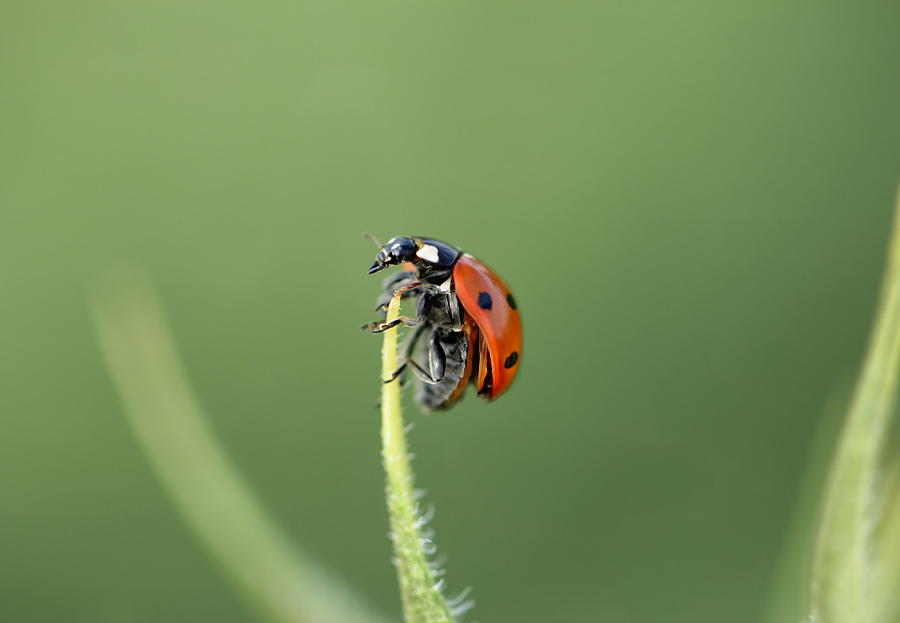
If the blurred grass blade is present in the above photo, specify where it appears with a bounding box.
[90,272,392,623]
[763,383,849,623]
[810,193,900,623]
[380,293,461,623]
[874,458,900,623]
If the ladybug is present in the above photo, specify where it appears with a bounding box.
[365,236,522,412]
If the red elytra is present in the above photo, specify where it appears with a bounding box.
[452,254,522,400]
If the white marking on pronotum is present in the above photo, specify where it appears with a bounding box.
[416,244,440,263]
[439,276,453,292]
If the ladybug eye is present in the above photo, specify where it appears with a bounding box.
[386,238,417,261]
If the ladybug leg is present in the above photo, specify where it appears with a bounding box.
[365,288,433,333]
[373,288,419,312]
[426,331,446,381]
[370,316,419,333]
[405,332,446,385]
[384,323,429,383]
[394,280,429,297]
[382,271,415,292]
[363,295,421,332]
[384,363,406,383]
[373,272,418,311]
[361,317,414,332]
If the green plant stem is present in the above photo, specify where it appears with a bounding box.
[380,292,457,623]
[91,272,391,623]
[810,194,900,623]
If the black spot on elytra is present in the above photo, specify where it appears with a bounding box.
[478,291,493,310]
[504,351,519,369]
[506,293,517,309]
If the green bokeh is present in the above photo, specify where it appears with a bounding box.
[2,2,900,622]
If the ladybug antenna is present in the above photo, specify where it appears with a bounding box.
[362,232,382,248]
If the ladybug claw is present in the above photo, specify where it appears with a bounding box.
[394,281,422,296]
[384,363,406,383]
[372,316,418,333]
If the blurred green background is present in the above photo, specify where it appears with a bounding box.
[3,1,900,622]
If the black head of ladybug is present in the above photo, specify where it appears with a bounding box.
[367,236,461,278]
